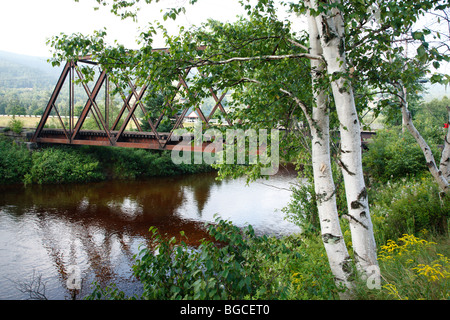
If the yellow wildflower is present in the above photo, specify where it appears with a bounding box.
[383,283,408,300]
[413,263,446,282]
[412,253,450,282]
[379,234,436,261]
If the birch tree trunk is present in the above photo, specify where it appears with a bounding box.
[311,0,378,278]
[440,106,450,185]
[398,85,450,195]
[307,8,353,294]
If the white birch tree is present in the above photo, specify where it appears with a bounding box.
[296,4,354,292]
[308,0,378,280]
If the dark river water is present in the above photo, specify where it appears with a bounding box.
[0,168,300,300]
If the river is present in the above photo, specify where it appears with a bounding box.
[0,167,300,300]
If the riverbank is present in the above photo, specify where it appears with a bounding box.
[0,134,213,185]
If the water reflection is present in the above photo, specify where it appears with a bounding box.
[0,168,300,300]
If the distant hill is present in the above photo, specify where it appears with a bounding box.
[422,82,450,102]
[0,51,62,89]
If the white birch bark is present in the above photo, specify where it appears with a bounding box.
[311,0,379,277]
[439,106,450,185]
[306,8,353,293]
[399,86,450,195]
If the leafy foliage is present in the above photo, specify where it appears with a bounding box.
[86,218,342,300]
[0,136,32,184]
[369,176,449,244]
[0,135,212,185]
[416,96,450,134]
[363,126,440,183]
[7,116,24,134]
[132,219,301,300]
[24,147,105,185]
[82,146,211,179]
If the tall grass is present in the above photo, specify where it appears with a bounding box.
[353,233,449,300]
[351,175,450,299]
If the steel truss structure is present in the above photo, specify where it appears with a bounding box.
[31,56,231,151]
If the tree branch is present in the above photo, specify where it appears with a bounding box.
[285,38,312,52]
[398,85,449,194]
[191,53,322,68]
[228,77,262,86]
[279,88,314,130]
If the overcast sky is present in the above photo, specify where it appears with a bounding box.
[0,0,247,57]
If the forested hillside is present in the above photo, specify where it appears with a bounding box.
[0,51,61,89]
[0,51,61,115]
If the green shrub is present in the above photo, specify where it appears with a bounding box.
[132,220,299,300]
[370,176,449,245]
[8,116,24,134]
[0,136,32,184]
[363,127,439,183]
[86,218,343,300]
[24,147,105,184]
[1,140,212,186]
[78,146,212,180]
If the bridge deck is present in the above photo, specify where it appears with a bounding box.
[34,128,375,150]
[36,128,217,151]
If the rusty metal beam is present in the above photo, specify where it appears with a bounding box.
[73,65,114,145]
[111,91,133,131]
[51,103,70,142]
[114,90,145,145]
[126,82,164,148]
[32,61,72,142]
[71,68,108,140]
[114,89,143,132]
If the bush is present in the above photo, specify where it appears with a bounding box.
[131,219,303,300]
[8,116,24,134]
[84,146,161,180]
[0,139,212,185]
[369,176,449,245]
[363,127,439,184]
[24,147,105,184]
[78,146,212,180]
[86,218,342,300]
[0,136,31,184]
